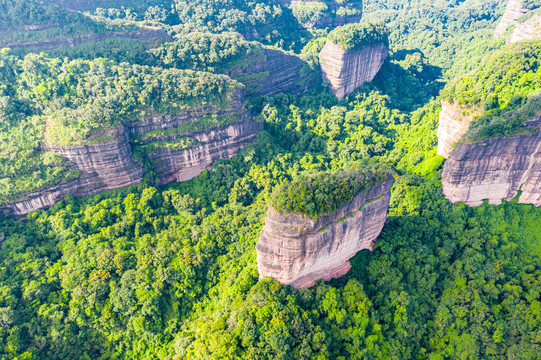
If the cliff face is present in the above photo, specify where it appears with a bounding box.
[148,117,262,185]
[3,126,144,217]
[508,13,541,43]
[319,40,388,101]
[225,48,320,97]
[4,27,173,50]
[494,0,530,38]
[442,118,541,207]
[256,176,393,289]
[436,101,478,158]
[2,91,261,218]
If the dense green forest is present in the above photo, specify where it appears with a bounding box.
[1,0,541,359]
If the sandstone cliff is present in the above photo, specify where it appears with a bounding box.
[222,48,320,97]
[319,40,388,101]
[256,176,393,289]
[436,101,479,158]
[2,90,261,218]
[494,0,530,38]
[4,27,172,51]
[508,13,541,43]
[442,118,541,207]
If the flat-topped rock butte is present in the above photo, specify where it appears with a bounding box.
[256,176,393,289]
[319,40,388,101]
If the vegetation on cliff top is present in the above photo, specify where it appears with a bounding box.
[522,0,541,10]
[327,21,389,51]
[271,166,392,219]
[0,50,243,204]
[442,40,541,140]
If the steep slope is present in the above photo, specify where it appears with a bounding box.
[442,118,541,206]
[494,0,530,38]
[508,10,541,43]
[151,32,320,97]
[319,22,389,100]
[257,170,393,289]
[0,56,260,217]
[439,41,541,207]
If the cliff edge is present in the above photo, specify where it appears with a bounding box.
[319,23,388,101]
[256,174,393,289]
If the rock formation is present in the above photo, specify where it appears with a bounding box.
[436,101,479,158]
[319,40,388,101]
[442,118,541,207]
[256,176,393,289]
[2,89,261,218]
[221,48,320,97]
[278,0,363,29]
[508,13,541,43]
[3,27,172,51]
[494,0,530,38]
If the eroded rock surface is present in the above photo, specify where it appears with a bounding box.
[4,27,172,50]
[442,118,541,207]
[436,101,478,158]
[2,90,261,217]
[256,176,393,289]
[494,0,530,38]
[144,113,262,185]
[319,40,387,100]
[508,13,541,43]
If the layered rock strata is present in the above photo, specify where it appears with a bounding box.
[436,101,478,158]
[148,117,262,185]
[494,0,530,38]
[2,92,261,217]
[224,48,320,97]
[256,176,394,289]
[442,118,541,207]
[508,13,541,43]
[4,27,172,51]
[319,40,388,101]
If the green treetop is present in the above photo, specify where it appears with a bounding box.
[327,21,389,51]
[270,166,392,219]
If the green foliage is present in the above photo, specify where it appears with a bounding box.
[327,21,389,51]
[271,167,391,219]
[442,40,541,140]
[521,0,541,10]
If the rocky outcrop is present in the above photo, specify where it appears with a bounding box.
[3,27,173,51]
[319,40,388,101]
[508,13,541,43]
[225,48,320,97]
[256,176,393,289]
[279,0,363,29]
[2,90,261,218]
[494,0,530,38]
[442,118,541,207]
[148,117,262,185]
[43,125,143,190]
[436,101,479,158]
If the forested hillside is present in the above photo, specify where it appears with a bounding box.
[1,0,540,359]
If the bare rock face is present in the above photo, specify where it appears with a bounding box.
[225,48,320,97]
[319,40,388,101]
[256,176,393,289]
[4,27,173,51]
[508,13,541,43]
[494,0,530,38]
[146,114,262,185]
[442,118,541,207]
[43,125,143,190]
[436,101,478,158]
[2,90,261,218]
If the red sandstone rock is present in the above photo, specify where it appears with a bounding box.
[256,176,393,289]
